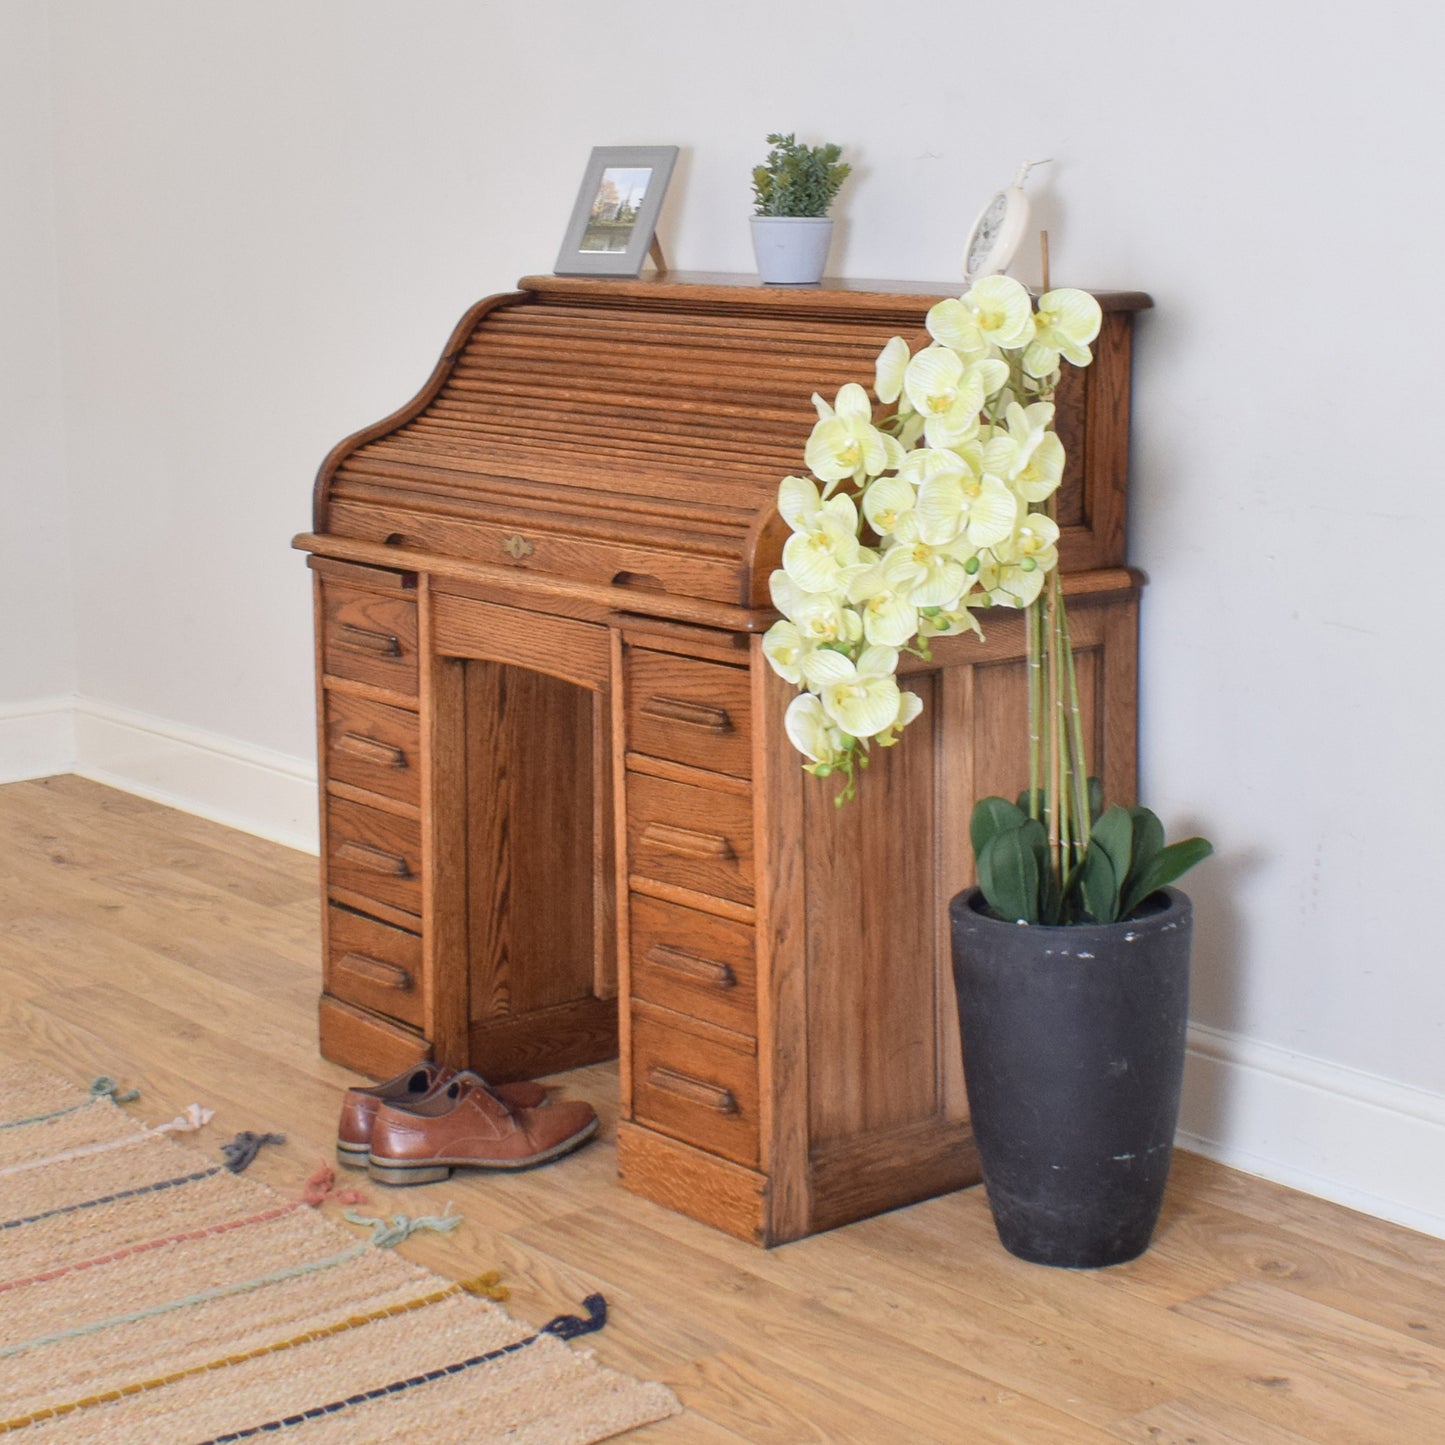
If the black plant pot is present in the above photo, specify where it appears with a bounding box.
[948,886,1192,1268]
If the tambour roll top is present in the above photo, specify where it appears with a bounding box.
[312,274,1150,613]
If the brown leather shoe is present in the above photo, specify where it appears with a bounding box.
[337,1064,546,1167]
[366,1074,598,1184]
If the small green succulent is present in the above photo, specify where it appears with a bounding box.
[751,133,851,218]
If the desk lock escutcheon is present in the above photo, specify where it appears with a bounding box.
[502,534,534,560]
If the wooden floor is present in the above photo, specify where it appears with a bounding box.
[2,776,1442,1444]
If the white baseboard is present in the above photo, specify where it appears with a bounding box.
[0,694,77,782]
[1180,1021,1445,1239]
[72,698,318,854]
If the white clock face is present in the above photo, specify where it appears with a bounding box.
[968,194,1009,272]
[964,185,1030,283]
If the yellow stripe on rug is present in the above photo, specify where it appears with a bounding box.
[0,1059,679,1443]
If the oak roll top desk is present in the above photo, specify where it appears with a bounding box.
[294,272,1151,1245]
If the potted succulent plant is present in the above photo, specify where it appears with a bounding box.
[761,274,1211,1267]
[750,132,851,285]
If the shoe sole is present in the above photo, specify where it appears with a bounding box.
[336,1140,371,1169]
[365,1116,599,1186]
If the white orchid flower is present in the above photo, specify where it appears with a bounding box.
[931,275,1037,356]
[771,570,864,647]
[998,511,1061,563]
[762,618,809,684]
[903,347,1009,449]
[805,383,903,486]
[873,688,925,748]
[874,336,912,406]
[914,465,1018,551]
[1013,431,1065,503]
[982,542,1053,608]
[784,693,849,767]
[962,275,1038,349]
[979,403,1065,506]
[1024,288,1103,378]
[845,546,926,647]
[781,491,863,593]
[926,298,995,361]
[861,474,919,542]
[811,382,872,422]
[778,474,855,534]
[918,598,985,640]
[802,644,906,740]
[894,536,975,609]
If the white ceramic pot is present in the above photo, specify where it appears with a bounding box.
[750,216,834,285]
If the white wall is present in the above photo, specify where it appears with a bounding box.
[0,1,76,775]
[15,0,1445,1232]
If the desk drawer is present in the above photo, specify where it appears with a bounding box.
[626,650,751,778]
[325,795,422,919]
[321,581,419,696]
[325,904,423,1029]
[632,1011,758,1168]
[630,894,756,1037]
[626,773,753,907]
[324,694,421,808]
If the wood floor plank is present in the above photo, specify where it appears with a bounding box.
[1168,1151,1445,1283]
[661,1348,958,1444]
[848,1200,1445,1445]
[2,775,316,907]
[608,1178,1180,1430]
[1,775,1442,1444]
[1110,1396,1321,1444]
[1173,1279,1445,1398]
[1115,1195,1445,1340]
[515,1203,1123,1443]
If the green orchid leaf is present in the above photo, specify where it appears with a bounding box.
[970,796,1026,862]
[978,824,1042,923]
[1090,806,1134,914]
[1017,786,1050,831]
[1122,806,1165,905]
[1021,818,1052,922]
[1077,845,1119,923]
[1127,807,1165,870]
[1121,836,1214,917]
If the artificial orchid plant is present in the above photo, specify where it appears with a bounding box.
[762,274,1210,923]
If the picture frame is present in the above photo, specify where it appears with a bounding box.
[553,145,679,277]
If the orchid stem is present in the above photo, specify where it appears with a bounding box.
[1059,591,1092,851]
[1047,573,1063,888]
[1027,591,1043,820]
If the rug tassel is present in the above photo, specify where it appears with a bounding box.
[299,1163,367,1208]
[219,1131,286,1173]
[542,1293,607,1340]
[156,1104,215,1135]
[342,1205,461,1248]
[87,1076,140,1105]
[457,1270,509,1301]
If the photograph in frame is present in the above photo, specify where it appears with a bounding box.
[554,146,679,277]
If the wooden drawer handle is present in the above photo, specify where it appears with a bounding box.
[640,696,734,733]
[644,944,736,990]
[647,1065,738,1115]
[641,823,735,862]
[336,732,409,769]
[335,951,413,991]
[336,840,411,877]
[337,622,403,658]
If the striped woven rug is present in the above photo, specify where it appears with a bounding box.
[0,1060,679,1442]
